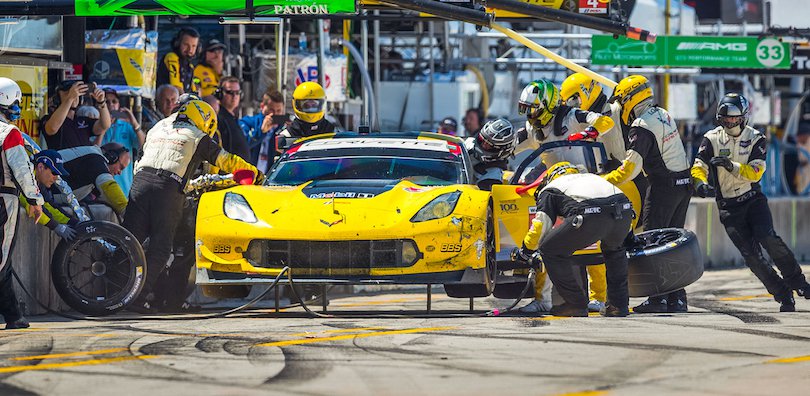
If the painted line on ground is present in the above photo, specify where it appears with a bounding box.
[257,326,456,347]
[553,391,608,396]
[11,348,129,361]
[719,294,773,301]
[765,355,810,364]
[0,355,156,374]
[289,327,386,337]
[530,312,602,321]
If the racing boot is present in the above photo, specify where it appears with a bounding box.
[796,284,810,300]
[667,289,688,313]
[4,317,29,330]
[778,293,796,313]
[587,300,606,312]
[632,296,668,313]
[602,304,630,317]
[519,299,552,314]
[550,303,588,317]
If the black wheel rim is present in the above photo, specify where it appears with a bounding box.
[64,236,137,303]
[631,229,684,253]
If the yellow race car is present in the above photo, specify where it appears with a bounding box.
[194,132,703,300]
[195,132,498,298]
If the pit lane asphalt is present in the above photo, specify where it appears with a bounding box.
[2,266,810,396]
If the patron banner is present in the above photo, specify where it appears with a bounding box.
[75,0,356,16]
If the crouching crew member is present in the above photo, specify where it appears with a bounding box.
[464,118,517,191]
[602,75,691,313]
[693,93,810,312]
[57,143,129,216]
[123,100,259,313]
[20,150,80,240]
[515,162,633,317]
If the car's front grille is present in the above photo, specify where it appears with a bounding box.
[245,239,418,270]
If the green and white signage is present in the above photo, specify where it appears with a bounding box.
[591,35,791,69]
[75,0,357,16]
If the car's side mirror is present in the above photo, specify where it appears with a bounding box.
[275,136,298,151]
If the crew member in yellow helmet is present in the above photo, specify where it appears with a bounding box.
[602,75,691,314]
[279,81,336,139]
[514,162,634,317]
[124,99,259,313]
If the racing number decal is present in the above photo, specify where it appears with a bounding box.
[440,243,462,253]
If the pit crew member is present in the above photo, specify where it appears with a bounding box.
[464,118,517,191]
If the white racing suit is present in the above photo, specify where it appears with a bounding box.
[0,119,44,323]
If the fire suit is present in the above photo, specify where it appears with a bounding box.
[693,126,809,304]
[517,106,614,157]
[123,119,257,308]
[278,117,335,139]
[523,173,633,314]
[59,146,128,216]
[604,105,691,311]
[0,120,44,325]
[463,138,508,191]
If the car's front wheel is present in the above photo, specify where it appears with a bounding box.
[443,203,496,298]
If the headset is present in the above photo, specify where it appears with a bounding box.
[171,27,201,58]
[213,86,223,100]
[102,143,130,165]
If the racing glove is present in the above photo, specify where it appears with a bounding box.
[54,224,77,241]
[695,183,715,198]
[710,156,734,172]
[512,244,535,264]
[567,127,599,142]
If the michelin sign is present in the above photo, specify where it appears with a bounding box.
[75,0,356,16]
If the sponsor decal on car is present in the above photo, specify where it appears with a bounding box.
[309,192,375,199]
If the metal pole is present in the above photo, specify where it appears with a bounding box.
[238,24,246,81]
[317,19,326,88]
[428,21,435,128]
[276,19,284,92]
[361,13,369,126]
[373,10,381,131]
[662,0,671,110]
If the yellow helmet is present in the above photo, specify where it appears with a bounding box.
[537,161,582,190]
[560,73,603,111]
[175,99,218,137]
[293,81,326,123]
[610,75,653,125]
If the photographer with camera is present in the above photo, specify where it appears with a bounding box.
[43,81,111,150]
[240,89,287,171]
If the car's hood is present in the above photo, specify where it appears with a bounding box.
[211,180,463,234]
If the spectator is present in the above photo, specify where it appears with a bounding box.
[194,39,226,97]
[438,116,458,136]
[156,84,180,119]
[157,27,199,94]
[58,145,129,216]
[797,121,810,195]
[94,89,145,196]
[240,89,286,169]
[43,81,111,150]
[463,107,483,136]
[217,76,251,161]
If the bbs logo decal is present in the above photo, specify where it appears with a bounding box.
[440,243,462,253]
[213,245,231,254]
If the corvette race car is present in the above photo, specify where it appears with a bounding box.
[194,132,703,299]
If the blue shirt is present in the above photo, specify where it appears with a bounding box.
[240,113,266,164]
[101,119,140,196]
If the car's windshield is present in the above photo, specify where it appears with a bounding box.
[268,155,464,186]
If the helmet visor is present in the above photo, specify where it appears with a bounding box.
[295,98,325,114]
[565,93,581,108]
[717,115,744,129]
[518,102,543,119]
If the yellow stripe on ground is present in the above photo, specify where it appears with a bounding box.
[0,355,155,374]
[289,327,385,337]
[554,391,608,396]
[258,326,455,347]
[766,355,810,364]
[11,348,129,361]
[719,294,773,301]
[530,312,602,321]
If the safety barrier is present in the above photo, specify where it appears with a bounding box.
[9,198,810,316]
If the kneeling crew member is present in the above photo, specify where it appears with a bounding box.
[693,93,810,312]
[123,100,259,312]
[57,144,129,216]
[516,162,633,317]
[602,75,691,313]
[21,150,80,240]
[464,118,517,191]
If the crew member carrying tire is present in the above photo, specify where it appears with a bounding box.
[692,93,810,312]
[123,100,260,313]
[602,75,692,313]
[464,118,518,191]
[0,77,44,330]
[514,162,633,317]
[516,79,614,153]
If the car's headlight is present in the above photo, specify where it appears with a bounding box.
[224,192,257,223]
[410,191,461,222]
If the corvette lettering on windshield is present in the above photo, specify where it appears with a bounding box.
[309,192,376,199]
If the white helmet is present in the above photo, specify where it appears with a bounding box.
[0,77,22,122]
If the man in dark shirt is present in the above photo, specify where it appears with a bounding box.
[57,144,129,216]
[43,81,111,150]
[216,76,251,161]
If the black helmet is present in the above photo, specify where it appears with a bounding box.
[716,93,749,135]
[474,118,516,162]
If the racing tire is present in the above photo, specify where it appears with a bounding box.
[627,228,703,297]
[444,203,497,298]
[51,221,146,316]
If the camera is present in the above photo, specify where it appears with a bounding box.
[80,82,97,107]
